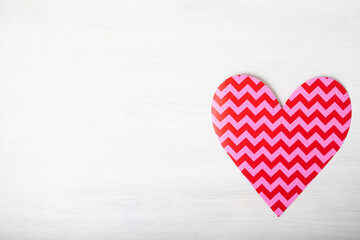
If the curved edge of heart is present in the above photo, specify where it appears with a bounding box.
[211,74,352,217]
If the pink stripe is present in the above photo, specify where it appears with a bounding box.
[259,192,299,208]
[215,84,277,100]
[231,75,249,84]
[212,99,281,115]
[213,98,351,117]
[224,145,337,163]
[252,177,306,192]
[304,77,335,87]
[239,162,321,178]
[218,130,344,147]
[212,115,351,133]
[231,75,261,84]
[248,76,261,84]
[288,85,349,102]
[283,102,351,117]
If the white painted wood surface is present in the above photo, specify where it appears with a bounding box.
[0,0,359,239]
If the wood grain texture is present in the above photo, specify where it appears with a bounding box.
[0,0,359,239]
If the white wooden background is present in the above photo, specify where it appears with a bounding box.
[0,0,359,239]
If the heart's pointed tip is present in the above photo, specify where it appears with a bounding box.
[274,209,284,217]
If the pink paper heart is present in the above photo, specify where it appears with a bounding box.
[212,75,352,216]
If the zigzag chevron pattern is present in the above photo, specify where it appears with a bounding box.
[211,75,352,216]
